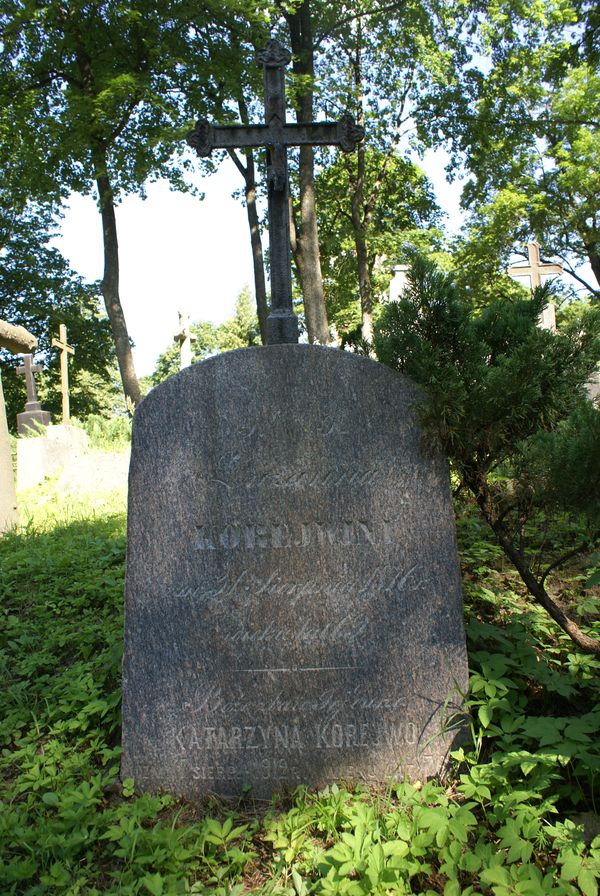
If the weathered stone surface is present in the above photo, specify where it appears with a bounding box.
[17,425,89,491]
[122,345,468,799]
[0,372,18,533]
[16,407,51,436]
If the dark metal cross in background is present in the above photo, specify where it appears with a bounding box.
[187,39,364,345]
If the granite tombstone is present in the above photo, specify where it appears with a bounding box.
[122,345,468,799]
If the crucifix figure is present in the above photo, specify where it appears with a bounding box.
[175,312,197,370]
[508,242,563,332]
[16,354,51,434]
[187,39,364,345]
[52,324,75,424]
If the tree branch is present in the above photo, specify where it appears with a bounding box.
[541,531,600,587]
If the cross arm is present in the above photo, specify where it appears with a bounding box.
[52,337,75,354]
[187,114,364,157]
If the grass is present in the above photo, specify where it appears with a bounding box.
[0,487,599,894]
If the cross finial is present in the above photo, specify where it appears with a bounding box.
[16,354,51,434]
[256,39,291,68]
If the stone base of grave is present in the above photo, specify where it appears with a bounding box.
[17,405,51,436]
[17,424,89,491]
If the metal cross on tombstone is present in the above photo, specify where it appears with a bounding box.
[187,39,364,345]
[508,242,563,332]
[52,324,75,424]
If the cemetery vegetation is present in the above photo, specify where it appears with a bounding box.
[0,200,119,431]
[1,484,599,893]
[150,287,261,386]
[0,0,272,408]
[417,0,600,295]
[373,254,600,655]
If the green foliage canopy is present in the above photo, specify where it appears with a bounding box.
[418,0,600,292]
[0,199,119,428]
[150,286,261,386]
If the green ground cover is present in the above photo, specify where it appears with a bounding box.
[0,487,599,895]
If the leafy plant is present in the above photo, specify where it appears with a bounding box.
[1,480,599,893]
[373,253,600,655]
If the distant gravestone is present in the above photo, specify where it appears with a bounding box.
[122,346,468,799]
[16,354,51,435]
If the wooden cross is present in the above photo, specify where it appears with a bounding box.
[508,242,563,331]
[52,323,75,423]
[187,39,364,345]
[16,354,44,408]
[175,312,197,370]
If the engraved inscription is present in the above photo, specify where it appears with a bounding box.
[176,566,421,610]
[175,720,421,754]
[192,758,300,781]
[175,723,302,752]
[194,519,404,551]
[183,685,410,719]
[226,613,370,648]
[207,461,424,492]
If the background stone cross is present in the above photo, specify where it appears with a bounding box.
[16,353,51,435]
[175,312,197,370]
[52,324,74,424]
[508,242,563,332]
[187,38,364,345]
[17,354,43,408]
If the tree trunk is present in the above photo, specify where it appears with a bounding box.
[467,471,600,655]
[351,147,374,341]
[286,0,330,344]
[0,371,18,533]
[246,185,268,345]
[242,152,268,344]
[350,33,373,342]
[584,240,600,291]
[93,147,142,411]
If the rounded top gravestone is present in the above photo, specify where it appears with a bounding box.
[122,345,468,799]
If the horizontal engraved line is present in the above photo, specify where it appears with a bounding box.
[236,665,359,673]
[245,469,382,489]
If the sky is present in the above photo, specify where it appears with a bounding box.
[54,148,465,377]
